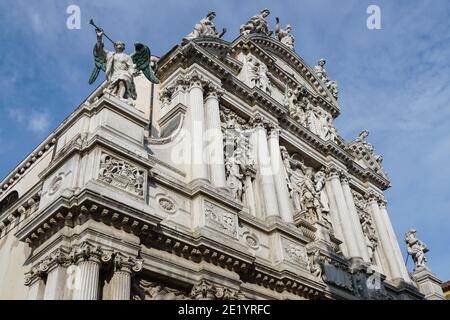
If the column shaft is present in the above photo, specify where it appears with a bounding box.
[44,266,67,300]
[328,174,360,259]
[204,92,226,188]
[325,180,348,256]
[108,271,131,300]
[379,203,411,282]
[369,199,403,280]
[189,82,208,181]
[268,130,293,223]
[341,179,370,262]
[73,260,100,300]
[254,127,279,218]
[27,279,46,300]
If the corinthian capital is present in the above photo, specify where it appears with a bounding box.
[114,253,143,273]
[71,242,112,264]
[186,71,205,89]
[325,165,341,179]
[339,172,350,184]
[365,191,382,204]
[205,82,224,99]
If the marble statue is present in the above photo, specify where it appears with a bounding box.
[405,229,429,270]
[275,17,295,50]
[314,58,338,99]
[88,25,159,103]
[360,210,377,262]
[314,170,332,227]
[240,8,271,36]
[183,11,227,43]
[225,155,244,201]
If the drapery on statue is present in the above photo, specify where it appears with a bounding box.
[183,11,227,43]
[240,8,272,36]
[88,19,159,104]
[405,228,429,271]
[314,58,338,99]
[275,17,295,50]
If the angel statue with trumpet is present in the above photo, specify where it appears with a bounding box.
[88,19,159,104]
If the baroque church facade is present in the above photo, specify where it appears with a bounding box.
[0,9,444,300]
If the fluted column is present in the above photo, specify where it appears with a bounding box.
[379,199,411,282]
[252,115,279,218]
[326,167,360,259]
[42,249,72,300]
[267,127,293,223]
[25,275,46,300]
[107,254,143,300]
[72,243,112,300]
[187,71,208,182]
[340,174,370,262]
[204,85,226,188]
[368,195,403,280]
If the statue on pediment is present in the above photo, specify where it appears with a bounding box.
[314,58,338,99]
[240,8,271,36]
[275,17,295,50]
[183,11,227,43]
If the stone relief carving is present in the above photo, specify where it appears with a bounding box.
[204,201,238,238]
[283,87,338,142]
[190,280,244,300]
[98,152,145,197]
[282,238,309,267]
[158,197,176,213]
[353,190,378,263]
[245,56,272,95]
[275,17,294,50]
[183,11,227,43]
[222,112,256,203]
[243,232,260,249]
[280,147,332,228]
[240,8,271,36]
[314,58,338,99]
[347,130,387,178]
[133,279,188,300]
[404,228,429,271]
[308,250,324,279]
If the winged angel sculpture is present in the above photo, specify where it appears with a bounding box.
[88,20,159,104]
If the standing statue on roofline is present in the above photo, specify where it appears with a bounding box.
[275,17,295,50]
[88,19,159,105]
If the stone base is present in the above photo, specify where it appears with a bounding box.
[411,267,445,300]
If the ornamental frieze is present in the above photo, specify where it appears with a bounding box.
[204,201,238,238]
[98,152,146,198]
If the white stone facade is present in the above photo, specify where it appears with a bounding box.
[0,18,444,300]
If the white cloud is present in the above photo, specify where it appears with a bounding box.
[7,108,51,134]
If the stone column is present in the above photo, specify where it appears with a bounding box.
[72,243,112,300]
[204,85,226,188]
[27,278,46,300]
[378,199,411,282]
[106,254,143,300]
[267,127,293,223]
[187,71,208,182]
[326,167,361,260]
[368,195,403,280]
[252,115,279,219]
[244,169,257,217]
[340,174,370,263]
[43,249,71,300]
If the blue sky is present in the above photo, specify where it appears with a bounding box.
[0,0,449,281]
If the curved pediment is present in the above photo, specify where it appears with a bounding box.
[229,34,340,113]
